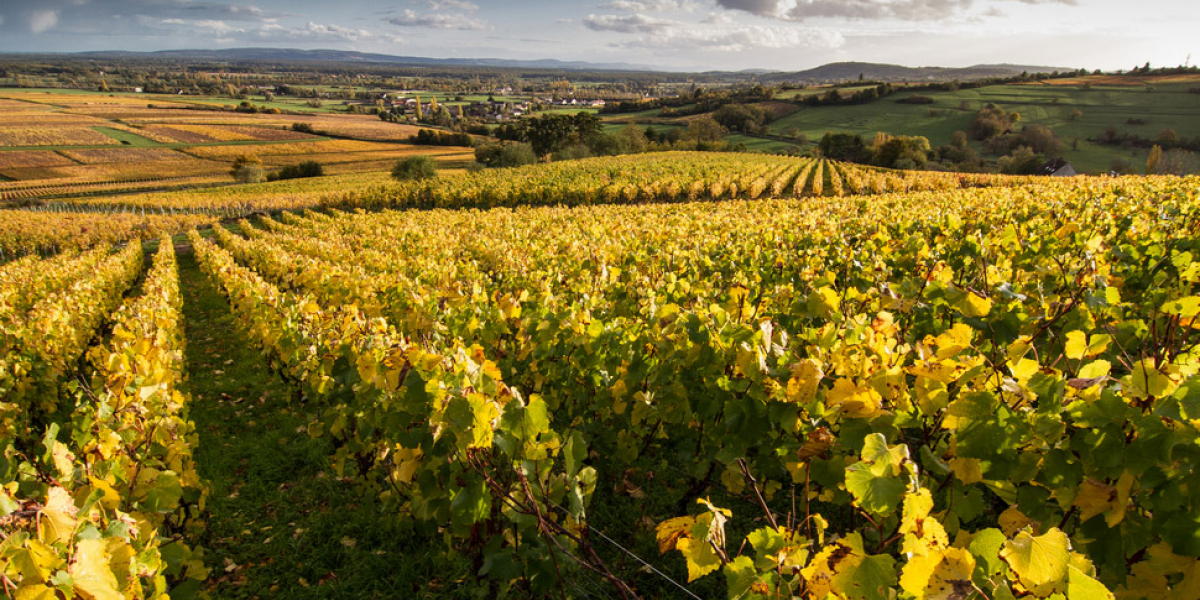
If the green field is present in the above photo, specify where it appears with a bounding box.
[767,80,1200,173]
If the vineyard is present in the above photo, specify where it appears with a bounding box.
[0,89,469,205]
[0,154,1198,599]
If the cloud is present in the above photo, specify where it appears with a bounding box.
[584,13,674,34]
[600,0,699,11]
[254,21,386,43]
[386,9,490,30]
[147,17,397,44]
[426,0,480,10]
[585,12,843,52]
[715,0,1075,22]
[30,10,59,33]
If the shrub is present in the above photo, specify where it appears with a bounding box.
[392,156,438,181]
[895,95,935,105]
[474,142,537,168]
[267,161,323,182]
[230,155,264,184]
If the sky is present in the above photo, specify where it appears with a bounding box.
[0,0,1194,72]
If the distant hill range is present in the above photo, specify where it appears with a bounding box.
[67,48,655,72]
[29,49,1074,80]
[755,61,1077,83]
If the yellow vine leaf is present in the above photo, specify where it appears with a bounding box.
[656,516,695,554]
[1064,330,1088,360]
[900,489,949,557]
[70,539,124,600]
[1001,527,1071,597]
[801,533,866,599]
[786,359,824,404]
[948,457,984,485]
[678,537,723,583]
[827,378,883,419]
[900,546,976,600]
[934,324,974,359]
[39,486,78,546]
[998,506,1033,537]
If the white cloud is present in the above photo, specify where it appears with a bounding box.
[30,10,59,33]
[643,23,845,51]
[715,0,1076,22]
[426,0,480,10]
[586,12,843,52]
[255,21,389,43]
[600,0,699,11]
[148,17,397,45]
[386,9,490,30]
[584,13,674,34]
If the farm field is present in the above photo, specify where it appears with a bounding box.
[765,77,1200,173]
[0,89,470,203]
[0,148,1197,599]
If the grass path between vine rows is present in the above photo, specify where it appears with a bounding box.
[176,247,473,599]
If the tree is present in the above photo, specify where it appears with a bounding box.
[616,125,649,154]
[818,133,870,163]
[1146,145,1163,174]
[872,136,931,169]
[1068,108,1083,121]
[392,156,438,180]
[230,155,264,184]
[1017,125,1062,156]
[414,94,423,120]
[997,146,1044,175]
[969,105,1014,141]
[950,130,969,149]
[523,113,603,159]
[474,142,537,168]
[712,104,768,134]
[683,117,726,143]
[1155,149,1200,175]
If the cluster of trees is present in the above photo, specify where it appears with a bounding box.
[409,129,474,147]
[962,104,1066,174]
[1145,145,1200,175]
[472,114,735,170]
[267,160,323,182]
[392,156,439,180]
[1098,126,1200,153]
[230,155,325,183]
[817,133,931,169]
[801,84,894,107]
[711,104,771,134]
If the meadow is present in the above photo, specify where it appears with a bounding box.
[765,77,1200,173]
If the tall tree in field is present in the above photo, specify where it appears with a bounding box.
[415,94,423,120]
[1147,145,1163,174]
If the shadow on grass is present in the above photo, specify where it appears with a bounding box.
[178,249,475,599]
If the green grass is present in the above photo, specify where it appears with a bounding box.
[177,248,476,599]
[773,85,880,100]
[0,134,333,153]
[599,108,665,122]
[766,81,1200,173]
[536,107,600,116]
[724,134,802,153]
[93,126,163,147]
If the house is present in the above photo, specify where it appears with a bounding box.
[1041,158,1077,177]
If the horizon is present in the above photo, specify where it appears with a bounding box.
[0,1,1194,73]
[0,47,1085,74]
